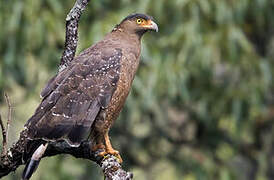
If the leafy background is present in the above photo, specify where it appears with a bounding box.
[0,0,274,179]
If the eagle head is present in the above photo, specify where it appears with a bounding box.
[114,13,158,36]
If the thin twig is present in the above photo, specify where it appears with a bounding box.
[4,93,11,149]
[0,113,7,155]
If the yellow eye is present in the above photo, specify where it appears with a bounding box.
[136,18,142,24]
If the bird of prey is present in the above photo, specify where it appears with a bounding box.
[22,13,158,179]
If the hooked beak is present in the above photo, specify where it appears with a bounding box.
[143,20,159,32]
[150,21,159,32]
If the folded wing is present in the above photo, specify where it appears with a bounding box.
[26,48,122,146]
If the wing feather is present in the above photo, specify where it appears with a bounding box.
[26,47,122,146]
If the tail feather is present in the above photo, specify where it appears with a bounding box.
[22,159,40,180]
[22,143,48,180]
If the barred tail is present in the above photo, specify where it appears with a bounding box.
[22,143,48,180]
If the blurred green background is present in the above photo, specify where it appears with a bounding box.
[1,0,274,179]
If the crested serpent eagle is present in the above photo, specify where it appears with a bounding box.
[22,13,158,179]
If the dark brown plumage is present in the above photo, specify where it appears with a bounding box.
[25,13,158,165]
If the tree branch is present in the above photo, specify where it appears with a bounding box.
[0,129,132,179]
[0,93,12,156]
[59,0,90,72]
[4,93,11,150]
[0,1,133,179]
[0,114,7,156]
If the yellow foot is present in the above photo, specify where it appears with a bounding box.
[99,149,123,164]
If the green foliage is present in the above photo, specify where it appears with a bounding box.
[1,0,274,179]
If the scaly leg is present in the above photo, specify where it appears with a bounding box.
[90,132,106,153]
[91,143,105,152]
[99,133,123,163]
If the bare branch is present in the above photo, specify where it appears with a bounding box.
[0,130,132,179]
[4,93,11,148]
[0,114,7,156]
[0,93,11,156]
[59,0,90,72]
[101,155,133,180]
